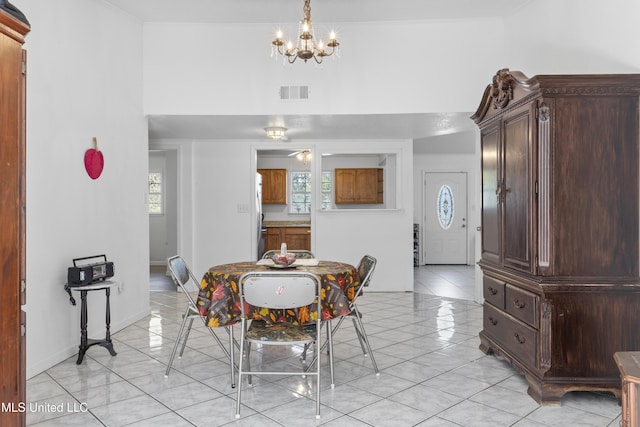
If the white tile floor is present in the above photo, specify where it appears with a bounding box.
[26,266,622,426]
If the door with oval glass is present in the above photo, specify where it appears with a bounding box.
[423,172,468,264]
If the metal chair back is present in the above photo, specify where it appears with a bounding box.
[241,272,319,310]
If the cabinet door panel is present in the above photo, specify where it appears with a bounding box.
[269,169,287,204]
[265,228,282,251]
[552,97,639,277]
[335,169,356,203]
[284,227,310,250]
[355,169,379,203]
[258,169,287,204]
[481,126,501,265]
[502,108,533,272]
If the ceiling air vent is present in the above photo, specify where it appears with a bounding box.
[279,85,309,100]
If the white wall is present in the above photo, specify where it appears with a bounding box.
[143,19,505,116]
[505,0,640,74]
[312,140,414,292]
[15,0,149,378]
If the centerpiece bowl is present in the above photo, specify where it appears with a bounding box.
[271,253,297,267]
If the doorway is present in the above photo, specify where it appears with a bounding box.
[149,150,178,290]
[423,172,468,264]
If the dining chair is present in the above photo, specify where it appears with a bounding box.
[261,249,315,259]
[304,254,379,386]
[235,270,322,419]
[165,255,237,388]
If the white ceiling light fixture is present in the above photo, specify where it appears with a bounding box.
[265,126,287,140]
[271,0,340,64]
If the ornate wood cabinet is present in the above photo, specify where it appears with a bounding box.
[0,3,29,426]
[472,69,640,404]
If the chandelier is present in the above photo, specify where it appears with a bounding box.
[271,0,340,64]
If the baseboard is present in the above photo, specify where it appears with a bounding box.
[26,307,151,380]
[150,260,167,267]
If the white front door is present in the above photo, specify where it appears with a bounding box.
[423,172,468,264]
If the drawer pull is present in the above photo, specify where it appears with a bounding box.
[488,286,498,296]
[514,333,526,344]
[513,299,526,309]
[489,316,498,326]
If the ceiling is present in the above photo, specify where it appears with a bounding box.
[148,113,476,142]
[106,0,532,24]
[107,0,532,143]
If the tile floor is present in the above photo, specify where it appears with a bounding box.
[26,265,622,426]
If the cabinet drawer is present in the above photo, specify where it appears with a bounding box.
[483,275,505,309]
[505,284,538,328]
[484,304,537,368]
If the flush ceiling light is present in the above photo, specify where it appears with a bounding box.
[271,0,340,64]
[265,126,287,140]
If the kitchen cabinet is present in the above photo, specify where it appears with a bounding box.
[265,227,311,252]
[258,169,287,204]
[0,5,29,427]
[472,69,640,404]
[334,168,383,204]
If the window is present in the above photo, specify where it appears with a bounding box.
[320,172,332,209]
[437,184,454,230]
[148,172,163,214]
[290,172,332,213]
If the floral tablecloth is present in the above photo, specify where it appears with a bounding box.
[196,261,360,327]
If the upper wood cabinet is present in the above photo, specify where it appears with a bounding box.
[258,169,287,204]
[334,168,383,204]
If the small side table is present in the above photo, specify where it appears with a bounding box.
[64,280,119,364]
[614,351,640,427]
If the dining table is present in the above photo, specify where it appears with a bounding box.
[196,260,360,328]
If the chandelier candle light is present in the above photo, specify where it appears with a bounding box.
[271,0,340,64]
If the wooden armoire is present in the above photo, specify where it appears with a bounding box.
[0,2,29,426]
[472,69,640,404]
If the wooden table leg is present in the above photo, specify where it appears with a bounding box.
[628,379,638,427]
